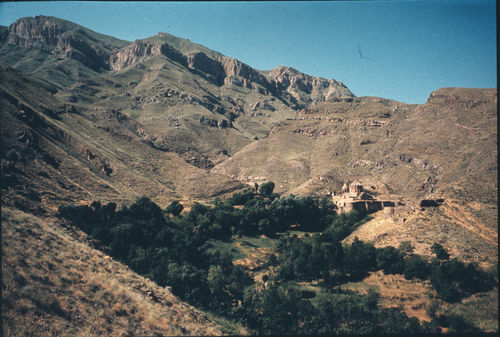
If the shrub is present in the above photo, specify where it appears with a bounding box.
[426,300,439,319]
[258,181,275,196]
[403,254,431,280]
[166,200,183,216]
[376,246,405,274]
[230,189,255,205]
[429,259,464,302]
[431,243,450,261]
[327,210,363,241]
[398,240,415,254]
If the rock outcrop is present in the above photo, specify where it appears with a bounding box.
[269,66,354,107]
[110,41,163,70]
[109,40,188,70]
[107,34,355,107]
[220,56,270,91]
[5,16,120,71]
[187,51,225,85]
[3,16,356,110]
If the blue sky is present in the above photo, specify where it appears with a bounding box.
[0,1,496,104]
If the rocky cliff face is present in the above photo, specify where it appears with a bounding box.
[104,33,355,108]
[5,16,122,72]
[109,40,189,71]
[109,40,163,70]
[187,51,226,85]
[107,34,354,107]
[269,66,354,106]
[3,16,355,109]
[7,16,66,47]
[219,56,271,91]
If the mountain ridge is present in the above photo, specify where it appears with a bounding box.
[2,15,355,107]
[1,15,497,336]
[1,15,355,168]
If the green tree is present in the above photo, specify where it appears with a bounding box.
[403,254,431,280]
[431,243,450,261]
[376,246,405,274]
[343,237,377,280]
[207,265,232,311]
[259,181,275,196]
[429,258,465,302]
[230,189,255,205]
[166,200,184,217]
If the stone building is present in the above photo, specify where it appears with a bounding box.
[332,181,395,214]
[349,181,362,196]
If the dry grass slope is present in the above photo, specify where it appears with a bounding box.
[2,207,227,336]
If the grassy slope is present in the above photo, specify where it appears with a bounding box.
[1,207,229,336]
[344,201,498,269]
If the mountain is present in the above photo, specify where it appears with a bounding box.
[214,88,497,203]
[1,16,497,335]
[0,16,128,92]
[213,88,497,267]
[0,15,356,210]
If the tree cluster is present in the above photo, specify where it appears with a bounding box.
[58,186,495,334]
[274,228,496,303]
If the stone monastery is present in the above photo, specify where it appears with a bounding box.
[332,181,395,214]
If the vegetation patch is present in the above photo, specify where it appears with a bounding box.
[58,185,498,334]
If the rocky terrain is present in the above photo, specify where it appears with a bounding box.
[213,88,497,268]
[1,15,497,335]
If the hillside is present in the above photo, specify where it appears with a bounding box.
[213,88,497,267]
[214,89,497,201]
[2,207,232,336]
[0,65,246,214]
[1,15,497,335]
[1,15,354,170]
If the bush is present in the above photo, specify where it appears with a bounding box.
[376,246,405,274]
[430,259,465,302]
[398,241,415,254]
[447,314,481,333]
[269,195,324,232]
[431,243,450,261]
[403,254,431,280]
[258,181,275,196]
[429,258,495,302]
[327,210,363,241]
[436,314,481,333]
[166,200,183,216]
[230,189,255,205]
[425,300,439,319]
